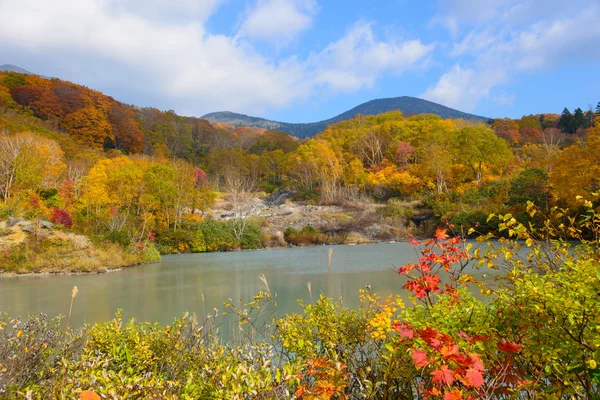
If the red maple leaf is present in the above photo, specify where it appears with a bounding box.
[431,365,454,385]
[440,344,460,358]
[434,228,449,241]
[465,367,484,388]
[412,349,430,368]
[497,339,522,353]
[392,322,414,339]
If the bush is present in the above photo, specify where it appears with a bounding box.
[140,243,161,264]
[284,225,328,245]
[49,207,73,228]
[198,220,237,252]
[376,204,415,220]
[154,224,206,254]
[107,229,131,247]
[2,200,600,398]
[449,211,497,235]
[154,220,264,254]
[238,221,262,250]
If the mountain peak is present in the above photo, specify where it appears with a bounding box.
[0,64,34,75]
[203,96,488,138]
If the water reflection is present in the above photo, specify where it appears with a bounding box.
[0,243,492,330]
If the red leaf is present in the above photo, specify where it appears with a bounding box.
[412,349,430,368]
[440,344,460,358]
[497,339,522,353]
[431,365,454,385]
[392,322,414,339]
[465,367,484,388]
[434,228,449,241]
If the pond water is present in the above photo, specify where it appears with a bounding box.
[0,243,494,330]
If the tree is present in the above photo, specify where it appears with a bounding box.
[0,130,66,202]
[248,130,298,155]
[108,104,144,154]
[508,168,551,210]
[558,108,575,134]
[9,85,62,120]
[595,102,600,115]
[551,126,600,204]
[61,106,114,148]
[289,139,343,201]
[453,126,513,182]
[2,73,26,89]
[53,83,85,114]
[395,142,415,169]
[572,108,587,131]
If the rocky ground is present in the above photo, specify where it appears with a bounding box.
[208,191,431,246]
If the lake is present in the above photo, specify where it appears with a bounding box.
[0,243,493,330]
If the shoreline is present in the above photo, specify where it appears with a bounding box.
[0,239,407,278]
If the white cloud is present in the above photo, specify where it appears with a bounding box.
[239,0,318,46]
[427,0,600,111]
[421,65,506,111]
[0,0,435,116]
[310,22,434,92]
[0,0,310,114]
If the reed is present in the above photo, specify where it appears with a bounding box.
[307,281,312,302]
[328,247,334,271]
[259,273,270,294]
[66,285,78,330]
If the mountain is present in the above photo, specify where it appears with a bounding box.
[0,69,291,160]
[203,96,489,138]
[0,64,34,75]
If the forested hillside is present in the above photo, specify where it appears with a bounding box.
[1,70,599,273]
[203,96,488,138]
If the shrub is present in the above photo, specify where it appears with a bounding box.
[107,229,131,247]
[284,225,328,246]
[1,199,600,398]
[154,224,206,254]
[198,220,237,252]
[376,204,415,221]
[140,244,161,264]
[49,207,73,228]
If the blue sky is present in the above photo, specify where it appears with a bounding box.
[1,0,599,122]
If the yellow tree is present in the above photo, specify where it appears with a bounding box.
[0,130,66,202]
[289,139,343,201]
[551,119,600,205]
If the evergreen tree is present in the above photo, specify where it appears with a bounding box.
[573,108,587,132]
[596,102,600,115]
[585,110,595,128]
[539,114,546,130]
[558,107,575,134]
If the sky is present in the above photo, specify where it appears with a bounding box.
[1,0,599,122]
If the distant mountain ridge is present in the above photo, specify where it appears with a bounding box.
[0,64,34,74]
[203,96,489,138]
[0,64,50,79]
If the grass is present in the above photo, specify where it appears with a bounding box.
[0,237,159,274]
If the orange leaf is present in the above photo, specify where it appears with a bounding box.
[80,391,101,400]
[444,389,463,400]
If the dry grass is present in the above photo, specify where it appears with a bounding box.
[0,239,144,274]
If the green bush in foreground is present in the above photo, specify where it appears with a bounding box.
[0,199,599,399]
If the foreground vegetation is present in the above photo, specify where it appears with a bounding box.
[0,201,598,398]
